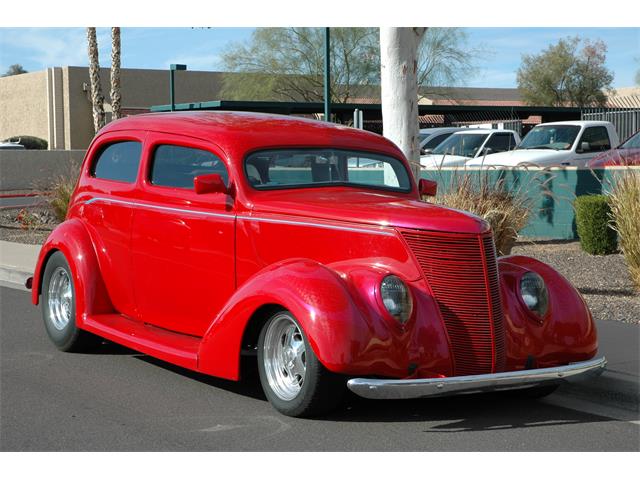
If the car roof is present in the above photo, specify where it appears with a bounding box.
[97,111,404,159]
[534,121,612,127]
[450,129,517,135]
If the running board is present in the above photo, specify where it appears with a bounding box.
[83,314,200,370]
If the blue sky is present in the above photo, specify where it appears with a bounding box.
[1,27,638,88]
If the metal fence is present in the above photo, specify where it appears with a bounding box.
[581,108,640,142]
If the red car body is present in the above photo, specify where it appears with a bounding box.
[587,131,640,167]
[30,112,604,416]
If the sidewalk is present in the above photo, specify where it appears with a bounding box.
[0,239,637,417]
[0,240,40,288]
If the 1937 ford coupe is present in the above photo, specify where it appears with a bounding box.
[29,112,606,417]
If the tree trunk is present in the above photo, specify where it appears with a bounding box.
[380,27,427,181]
[110,27,122,120]
[87,27,106,133]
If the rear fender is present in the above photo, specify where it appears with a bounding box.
[198,259,374,380]
[32,219,113,324]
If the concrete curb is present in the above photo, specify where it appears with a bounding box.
[0,265,31,289]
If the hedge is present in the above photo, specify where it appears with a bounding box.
[574,194,618,255]
[3,136,48,150]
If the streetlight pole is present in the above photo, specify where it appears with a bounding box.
[323,28,331,122]
[170,64,187,112]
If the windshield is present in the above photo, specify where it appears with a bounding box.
[620,132,640,149]
[431,134,489,158]
[518,125,580,150]
[245,148,412,192]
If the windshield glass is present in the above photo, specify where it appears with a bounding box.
[245,149,412,192]
[518,125,580,150]
[431,134,489,158]
[620,132,640,149]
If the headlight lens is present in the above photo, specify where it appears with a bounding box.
[380,275,413,324]
[520,271,549,317]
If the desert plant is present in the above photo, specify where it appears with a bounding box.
[432,171,533,255]
[3,136,48,149]
[608,169,640,290]
[574,194,618,255]
[49,176,76,222]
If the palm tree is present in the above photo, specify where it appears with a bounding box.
[87,27,106,133]
[110,27,122,120]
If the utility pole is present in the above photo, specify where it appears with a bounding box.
[170,64,187,112]
[323,28,331,122]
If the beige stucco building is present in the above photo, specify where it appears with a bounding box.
[0,66,226,150]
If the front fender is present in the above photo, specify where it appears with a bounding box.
[498,255,598,369]
[31,219,113,324]
[198,259,384,380]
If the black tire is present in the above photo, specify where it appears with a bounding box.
[504,384,559,399]
[41,251,102,352]
[257,310,345,417]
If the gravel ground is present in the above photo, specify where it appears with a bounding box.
[1,204,637,323]
[512,241,639,324]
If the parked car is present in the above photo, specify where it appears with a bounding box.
[29,112,605,417]
[0,139,25,150]
[420,129,520,168]
[587,130,640,167]
[419,127,466,153]
[466,121,620,168]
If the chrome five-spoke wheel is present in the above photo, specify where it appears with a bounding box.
[262,313,307,401]
[47,267,73,330]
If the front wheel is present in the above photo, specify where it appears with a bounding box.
[41,251,102,352]
[257,310,344,417]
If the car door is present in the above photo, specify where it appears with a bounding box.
[573,126,612,167]
[130,132,235,337]
[79,131,145,319]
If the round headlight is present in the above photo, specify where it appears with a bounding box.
[380,275,413,324]
[520,271,549,318]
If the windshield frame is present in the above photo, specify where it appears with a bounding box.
[243,147,414,194]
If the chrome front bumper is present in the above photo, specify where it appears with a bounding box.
[346,357,607,400]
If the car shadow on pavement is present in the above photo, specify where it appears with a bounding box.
[320,391,613,431]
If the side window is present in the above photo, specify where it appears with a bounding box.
[484,133,516,153]
[150,145,229,190]
[91,141,142,183]
[579,127,611,152]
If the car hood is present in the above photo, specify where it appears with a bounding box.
[249,189,490,235]
[465,149,571,166]
[420,154,470,168]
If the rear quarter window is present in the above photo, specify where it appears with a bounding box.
[91,141,142,183]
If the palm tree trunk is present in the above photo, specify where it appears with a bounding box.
[110,27,122,120]
[87,27,105,133]
[380,27,427,181]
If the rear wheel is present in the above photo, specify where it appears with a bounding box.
[41,251,101,352]
[257,310,344,417]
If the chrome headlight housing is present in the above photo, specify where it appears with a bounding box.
[520,271,549,318]
[380,275,413,324]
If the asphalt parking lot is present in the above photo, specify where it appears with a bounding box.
[1,285,638,451]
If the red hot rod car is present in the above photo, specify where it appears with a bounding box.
[29,112,606,417]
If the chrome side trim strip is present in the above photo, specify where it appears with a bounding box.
[347,357,607,400]
[83,197,395,237]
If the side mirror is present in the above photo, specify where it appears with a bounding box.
[419,178,437,197]
[194,173,228,195]
[579,141,591,153]
[482,147,493,156]
[420,148,432,155]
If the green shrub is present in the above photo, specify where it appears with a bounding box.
[574,194,617,255]
[3,135,48,150]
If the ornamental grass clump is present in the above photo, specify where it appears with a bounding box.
[608,169,640,290]
[434,172,533,256]
[574,194,618,255]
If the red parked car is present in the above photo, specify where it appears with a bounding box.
[29,112,606,417]
[587,130,640,167]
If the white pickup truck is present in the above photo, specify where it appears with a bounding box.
[465,121,620,168]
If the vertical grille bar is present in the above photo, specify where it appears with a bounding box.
[401,230,505,376]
